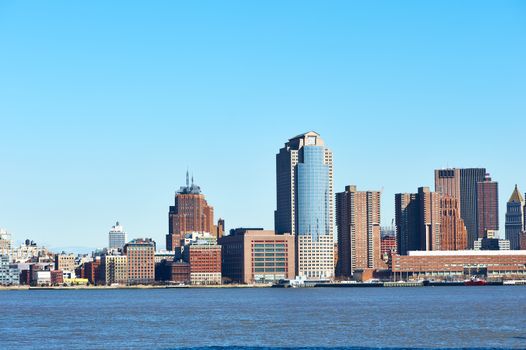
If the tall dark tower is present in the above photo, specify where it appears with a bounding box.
[435,168,486,248]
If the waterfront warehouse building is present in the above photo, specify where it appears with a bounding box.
[220,228,295,284]
[183,242,221,285]
[275,131,334,280]
[391,250,526,280]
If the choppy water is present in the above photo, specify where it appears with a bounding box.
[1,287,525,349]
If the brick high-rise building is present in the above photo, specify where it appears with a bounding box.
[336,185,381,277]
[440,196,468,250]
[395,187,441,254]
[435,168,486,248]
[395,193,419,255]
[275,131,334,280]
[124,238,155,285]
[166,172,223,251]
[476,175,499,239]
[505,185,524,250]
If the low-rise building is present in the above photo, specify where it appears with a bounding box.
[220,228,295,284]
[33,270,51,286]
[474,238,510,251]
[392,250,526,280]
[156,260,191,284]
[50,270,64,285]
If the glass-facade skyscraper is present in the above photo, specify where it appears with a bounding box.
[275,131,334,279]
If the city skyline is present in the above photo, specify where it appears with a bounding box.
[1,1,525,248]
[1,133,525,250]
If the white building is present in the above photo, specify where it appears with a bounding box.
[0,229,12,256]
[108,221,127,250]
[12,240,51,263]
[0,255,19,286]
[33,270,51,285]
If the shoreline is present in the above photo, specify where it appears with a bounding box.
[1,281,525,291]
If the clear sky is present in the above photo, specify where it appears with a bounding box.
[1,1,525,250]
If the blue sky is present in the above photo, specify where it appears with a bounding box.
[0,1,525,249]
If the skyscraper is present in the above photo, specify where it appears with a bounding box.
[108,221,127,250]
[395,187,441,254]
[476,175,499,239]
[166,172,223,251]
[505,185,524,250]
[275,131,334,279]
[336,185,381,277]
[439,196,468,250]
[435,168,486,248]
[395,193,419,255]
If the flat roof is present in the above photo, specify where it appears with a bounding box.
[407,250,526,257]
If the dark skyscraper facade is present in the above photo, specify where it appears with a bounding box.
[476,175,499,239]
[395,187,441,254]
[435,168,486,248]
[395,193,419,255]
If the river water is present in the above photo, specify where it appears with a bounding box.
[1,286,525,349]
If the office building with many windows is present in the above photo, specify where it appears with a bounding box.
[275,132,334,279]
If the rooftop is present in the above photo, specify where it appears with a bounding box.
[177,171,201,195]
[407,250,526,256]
[508,185,524,203]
